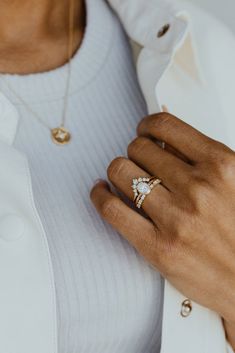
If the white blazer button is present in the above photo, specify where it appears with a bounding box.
[157,24,170,38]
[181,299,192,317]
[0,214,25,241]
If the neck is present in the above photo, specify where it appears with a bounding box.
[0,0,86,74]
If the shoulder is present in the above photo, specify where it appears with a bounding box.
[107,0,235,66]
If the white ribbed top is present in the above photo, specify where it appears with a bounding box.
[1,0,163,352]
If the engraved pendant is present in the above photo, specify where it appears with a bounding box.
[51,127,71,145]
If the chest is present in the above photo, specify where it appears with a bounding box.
[11,43,163,352]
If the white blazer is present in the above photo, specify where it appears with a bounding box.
[0,0,234,352]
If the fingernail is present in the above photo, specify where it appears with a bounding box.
[94,178,105,185]
[162,105,169,112]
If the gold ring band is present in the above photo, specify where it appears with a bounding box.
[132,176,162,209]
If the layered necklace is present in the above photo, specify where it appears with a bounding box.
[0,0,77,145]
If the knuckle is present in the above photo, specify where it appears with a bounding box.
[185,176,214,213]
[100,198,120,222]
[138,112,173,135]
[143,113,172,131]
[170,214,190,243]
[175,219,196,244]
[212,151,235,180]
[190,178,211,203]
[196,142,214,158]
[151,112,175,130]
[107,156,127,180]
[189,176,206,195]
[127,136,150,157]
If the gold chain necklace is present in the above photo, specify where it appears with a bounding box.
[0,0,76,146]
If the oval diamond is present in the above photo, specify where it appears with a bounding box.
[137,182,151,195]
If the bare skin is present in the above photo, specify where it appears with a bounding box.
[0,0,86,74]
[91,112,235,350]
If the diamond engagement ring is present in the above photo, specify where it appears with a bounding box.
[132,177,162,209]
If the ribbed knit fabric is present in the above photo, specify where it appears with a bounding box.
[1,0,163,352]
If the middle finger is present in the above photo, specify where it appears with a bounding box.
[128,136,192,192]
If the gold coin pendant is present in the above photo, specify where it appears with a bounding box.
[51,127,71,145]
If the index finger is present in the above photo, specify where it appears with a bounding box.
[90,180,159,255]
[137,112,216,163]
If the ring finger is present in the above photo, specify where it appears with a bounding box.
[107,156,175,226]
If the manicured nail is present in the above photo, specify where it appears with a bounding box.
[94,178,105,185]
[162,105,169,112]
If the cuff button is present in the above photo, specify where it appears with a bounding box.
[181,299,192,317]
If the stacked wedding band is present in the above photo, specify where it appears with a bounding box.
[132,177,162,209]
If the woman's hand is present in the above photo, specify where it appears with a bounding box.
[90,112,235,346]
